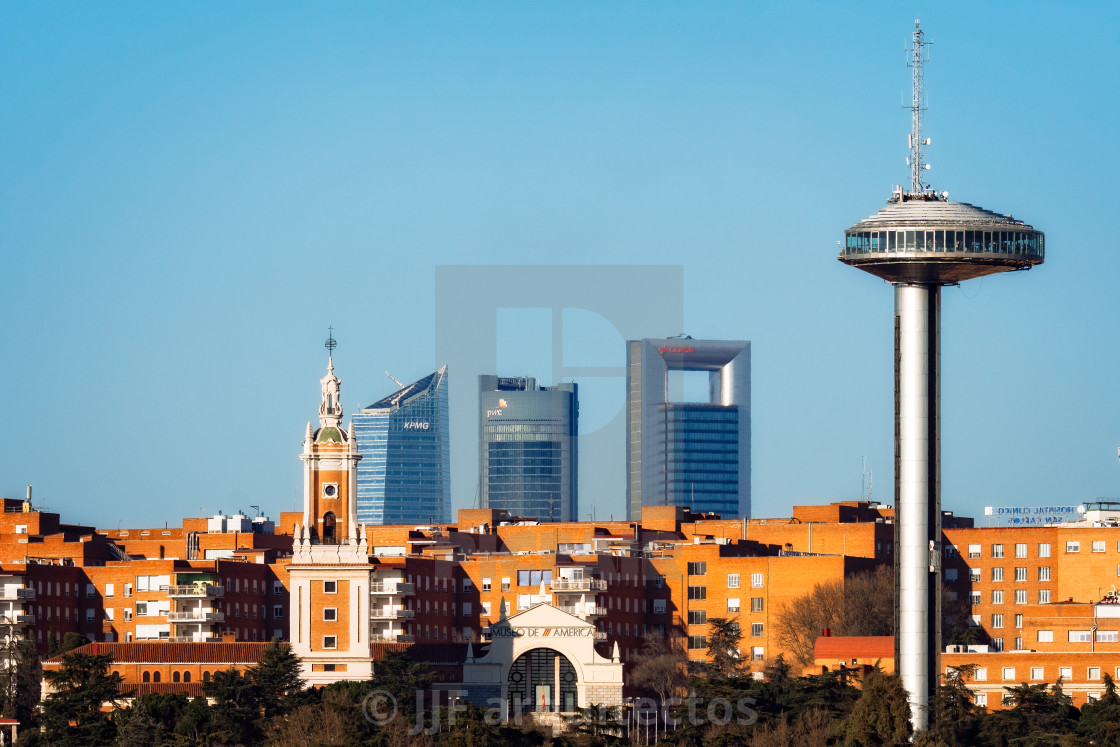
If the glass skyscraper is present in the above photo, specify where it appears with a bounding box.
[626,338,751,520]
[352,367,451,525]
[478,375,578,523]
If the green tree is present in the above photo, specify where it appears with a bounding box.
[40,651,128,745]
[916,663,982,747]
[171,696,214,744]
[57,633,90,655]
[114,699,163,746]
[1,640,40,727]
[706,617,745,677]
[203,667,264,745]
[839,667,912,746]
[1077,672,1120,744]
[977,680,1080,747]
[247,640,306,719]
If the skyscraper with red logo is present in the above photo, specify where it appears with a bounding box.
[626,337,751,520]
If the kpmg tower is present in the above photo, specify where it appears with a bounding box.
[351,367,451,525]
[478,375,578,523]
[840,23,1044,731]
[626,338,751,520]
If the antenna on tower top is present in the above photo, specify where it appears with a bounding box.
[907,19,932,195]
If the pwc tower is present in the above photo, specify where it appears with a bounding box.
[839,22,1044,730]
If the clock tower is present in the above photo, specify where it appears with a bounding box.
[289,346,374,684]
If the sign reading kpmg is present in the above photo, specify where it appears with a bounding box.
[490,626,597,638]
[984,505,1086,526]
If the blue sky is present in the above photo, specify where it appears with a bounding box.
[2,3,1118,528]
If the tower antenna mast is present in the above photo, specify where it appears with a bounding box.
[908,20,931,194]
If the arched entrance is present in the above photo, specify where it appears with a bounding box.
[507,648,578,714]
[322,512,336,543]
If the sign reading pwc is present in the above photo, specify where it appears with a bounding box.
[486,398,508,418]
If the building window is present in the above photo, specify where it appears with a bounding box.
[1039,543,1051,558]
[688,610,707,626]
[751,646,764,662]
[991,568,1004,582]
[142,671,150,683]
[751,597,764,613]
[323,581,337,594]
[1067,541,1080,553]
[1039,567,1051,581]
[323,636,337,649]
[1031,667,1044,680]
[751,573,764,588]
[1015,637,1023,651]
[153,671,161,683]
[173,671,181,683]
[992,614,1004,628]
[1070,630,1093,643]
[687,562,707,577]
[975,693,987,707]
[481,578,491,592]
[653,599,666,615]
[1097,630,1119,643]
[1089,667,1102,680]
[688,635,707,650]
[1014,567,1027,582]
[750,623,764,638]
[1015,613,1024,628]
[970,592,981,606]
[1038,630,1053,642]
[203,671,211,683]
[1094,541,1106,553]
[969,569,981,583]
[654,575,664,589]
[968,544,981,559]
[1059,666,1073,680]
[991,590,1004,605]
[481,602,491,617]
[991,544,1004,559]
[687,586,706,601]
[727,574,740,589]
[1014,543,1027,559]
[1003,668,1016,681]
[992,638,1004,652]
[1039,590,1051,604]
[501,578,510,592]
[1015,590,1027,605]
[945,568,957,581]
[184,672,191,683]
[462,578,473,592]
[727,598,740,613]
[323,608,337,622]
[974,667,987,681]
[273,605,283,619]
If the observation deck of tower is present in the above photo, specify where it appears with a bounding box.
[838,21,1044,733]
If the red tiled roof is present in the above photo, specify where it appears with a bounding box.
[814,635,894,660]
[44,641,275,665]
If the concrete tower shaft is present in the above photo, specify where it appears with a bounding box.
[838,21,1045,734]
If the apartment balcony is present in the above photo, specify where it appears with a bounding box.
[168,585,224,598]
[0,615,33,625]
[0,589,35,601]
[370,608,415,620]
[168,611,225,623]
[370,582,415,595]
[396,634,416,643]
[561,606,607,618]
[550,579,607,592]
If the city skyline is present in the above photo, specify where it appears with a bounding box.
[2,3,1118,528]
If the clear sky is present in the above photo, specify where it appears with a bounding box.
[2,2,1118,529]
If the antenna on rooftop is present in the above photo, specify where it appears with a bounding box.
[385,371,406,389]
[907,20,932,194]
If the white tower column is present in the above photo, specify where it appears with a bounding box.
[894,283,941,730]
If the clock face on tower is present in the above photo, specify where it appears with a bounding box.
[323,484,338,499]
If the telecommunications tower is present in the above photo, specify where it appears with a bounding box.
[839,21,1045,730]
